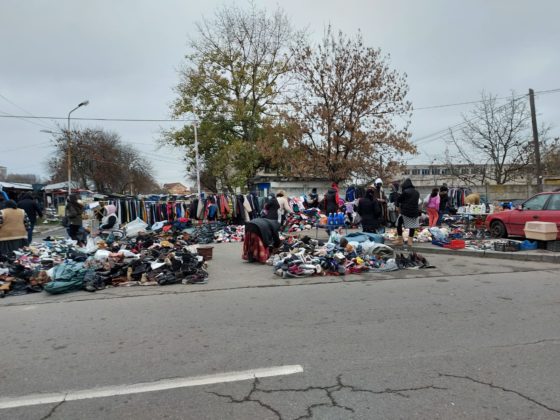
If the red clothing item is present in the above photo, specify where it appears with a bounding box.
[242,231,270,263]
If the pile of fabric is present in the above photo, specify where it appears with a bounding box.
[214,225,245,243]
[282,210,322,234]
[0,230,210,298]
[269,233,434,278]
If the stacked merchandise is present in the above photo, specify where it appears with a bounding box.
[282,210,322,234]
[268,235,434,278]
[0,231,210,298]
[214,225,245,243]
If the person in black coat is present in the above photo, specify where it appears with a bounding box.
[322,187,339,215]
[395,178,420,248]
[17,193,43,244]
[437,184,449,226]
[357,188,382,233]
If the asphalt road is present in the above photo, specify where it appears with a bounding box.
[1,242,559,419]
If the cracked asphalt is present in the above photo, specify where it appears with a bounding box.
[1,242,559,419]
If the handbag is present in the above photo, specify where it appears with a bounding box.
[61,216,69,227]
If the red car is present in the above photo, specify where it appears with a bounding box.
[486,191,560,239]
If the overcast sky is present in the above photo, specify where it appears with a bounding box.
[1,0,559,185]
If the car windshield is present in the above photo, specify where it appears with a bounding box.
[546,194,560,210]
[523,194,549,210]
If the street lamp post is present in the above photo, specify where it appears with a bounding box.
[193,120,201,198]
[67,100,89,197]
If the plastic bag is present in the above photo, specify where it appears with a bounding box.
[84,237,98,254]
[125,217,148,238]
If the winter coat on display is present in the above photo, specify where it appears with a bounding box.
[17,194,43,224]
[397,179,420,218]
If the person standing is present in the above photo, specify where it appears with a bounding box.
[0,200,30,255]
[275,190,293,225]
[357,187,382,233]
[395,178,420,248]
[387,181,400,227]
[425,188,440,228]
[306,188,319,208]
[437,184,449,226]
[372,178,388,232]
[17,193,43,244]
[65,194,85,245]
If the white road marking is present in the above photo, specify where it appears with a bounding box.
[0,365,304,409]
[20,306,37,311]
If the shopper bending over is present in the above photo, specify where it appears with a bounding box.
[395,178,420,248]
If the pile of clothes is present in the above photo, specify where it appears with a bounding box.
[268,233,434,278]
[214,225,245,243]
[0,231,210,298]
[282,210,322,234]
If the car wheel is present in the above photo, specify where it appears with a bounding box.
[490,220,508,238]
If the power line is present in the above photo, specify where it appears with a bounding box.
[0,87,558,124]
[0,92,58,131]
[411,92,534,146]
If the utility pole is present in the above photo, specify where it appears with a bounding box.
[528,89,543,192]
[193,120,201,198]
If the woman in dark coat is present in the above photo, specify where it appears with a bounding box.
[65,194,85,245]
[243,218,281,263]
[357,188,382,233]
[395,178,420,248]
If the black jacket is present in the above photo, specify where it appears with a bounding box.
[397,179,420,218]
[263,197,280,222]
[357,196,382,229]
[17,196,43,224]
[323,188,338,214]
[245,218,281,248]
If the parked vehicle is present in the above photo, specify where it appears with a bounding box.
[486,192,560,239]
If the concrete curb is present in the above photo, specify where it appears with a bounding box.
[408,244,560,264]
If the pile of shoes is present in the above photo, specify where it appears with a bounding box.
[394,252,434,269]
[214,225,245,243]
[282,211,320,234]
[188,222,227,244]
[269,235,435,278]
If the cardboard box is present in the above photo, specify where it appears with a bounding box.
[524,221,558,241]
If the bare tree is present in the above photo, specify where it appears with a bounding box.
[47,128,160,194]
[3,173,40,183]
[542,136,560,176]
[445,92,538,185]
[277,26,415,183]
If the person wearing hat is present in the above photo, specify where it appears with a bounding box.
[372,178,388,232]
[275,190,293,225]
[0,200,30,255]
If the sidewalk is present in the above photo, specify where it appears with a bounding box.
[407,241,560,264]
[307,227,560,264]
